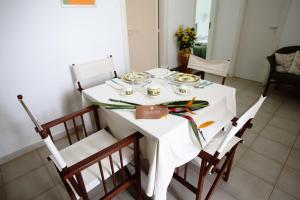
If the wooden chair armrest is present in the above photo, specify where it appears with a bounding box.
[62,132,143,180]
[41,105,99,130]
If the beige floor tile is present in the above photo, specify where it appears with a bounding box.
[266,91,286,102]
[260,98,282,114]
[237,103,250,116]
[225,77,239,84]
[275,107,300,122]
[205,73,220,82]
[269,116,300,134]
[237,150,282,184]
[1,151,43,183]
[255,110,273,123]
[221,167,273,200]
[251,119,267,133]
[45,163,62,185]
[280,101,300,112]
[260,125,296,147]
[56,184,70,200]
[239,85,263,98]
[286,149,300,172]
[0,187,6,200]
[33,187,62,200]
[114,189,135,200]
[232,145,247,166]
[167,168,237,200]
[242,131,257,147]
[236,94,257,107]
[277,167,300,199]
[5,166,54,200]
[0,169,3,187]
[251,136,290,164]
[269,188,296,200]
[227,82,247,91]
[295,136,300,151]
[229,79,252,89]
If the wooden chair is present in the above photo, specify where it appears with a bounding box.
[173,95,266,200]
[263,46,300,96]
[71,55,118,92]
[187,54,230,85]
[17,95,142,200]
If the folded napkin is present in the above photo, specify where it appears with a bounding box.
[105,78,130,90]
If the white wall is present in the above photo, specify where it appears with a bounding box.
[166,0,196,68]
[0,0,128,162]
[279,0,300,47]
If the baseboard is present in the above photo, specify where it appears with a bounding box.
[0,132,67,165]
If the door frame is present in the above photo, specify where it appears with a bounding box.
[205,0,218,59]
[231,0,291,83]
[158,0,168,66]
[120,0,130,72]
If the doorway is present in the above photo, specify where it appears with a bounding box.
[194,0,216,59]
[126,0,159,72]
[234,0,290,83]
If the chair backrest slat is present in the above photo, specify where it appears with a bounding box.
[72,118,80,141]
[109,155,117,188]
[118,149,125,182]
[80,115,88,137]
[188,55,230,77]
[75,172,88,199]
[98,160,108,194]
[217,95,266,154]
[63,122,72,145]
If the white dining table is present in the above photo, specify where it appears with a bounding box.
[82,69,236,200]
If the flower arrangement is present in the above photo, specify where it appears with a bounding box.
[175,25,197,50]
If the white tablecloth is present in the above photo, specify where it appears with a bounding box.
[82,76,236,200]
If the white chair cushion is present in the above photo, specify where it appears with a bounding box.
[50,129,134,193]
[275,52,296,72]
[188,55,230,77]
[71,57,115,82]
[192,130,241,166]
[289,51,300,75]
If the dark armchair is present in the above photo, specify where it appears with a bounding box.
[263,46,300,95]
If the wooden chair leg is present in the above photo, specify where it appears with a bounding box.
[134,138,142,200]
[223,147,237,182]
[263,77,271,96]
[196,160,207,200]
[221,77,226,85]
[200,71,205,80]
[205,154,231,200]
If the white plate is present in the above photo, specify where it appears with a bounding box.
[122,72,150,84]
[174,73,200,83]
[175,88,191,96]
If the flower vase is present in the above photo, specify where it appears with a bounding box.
[179,48,191,73]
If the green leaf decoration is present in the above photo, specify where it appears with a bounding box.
[92,98,209,147]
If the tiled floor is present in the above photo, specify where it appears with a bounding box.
[1,76,300,200]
